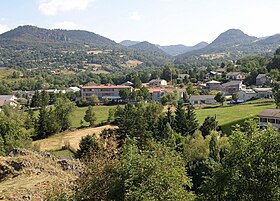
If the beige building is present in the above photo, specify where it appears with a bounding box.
[81,85,133,100]
[259,109,280,131]
[190,95,216,105]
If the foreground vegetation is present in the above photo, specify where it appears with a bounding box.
[44,102,280,201]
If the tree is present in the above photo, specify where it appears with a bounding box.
[84,106,97,127]
[200,116,218,138]
[272,82,280,108]
[76,134,100,158]
[132,76,142,88]
[0,111,32,155]
[185,105,199,136]
[36,108,60,139]
[201,121,280,201]
[209,134,220,162]
[214,92,225,106]
[232,92,239,101]
[54,98,76,131]
[119,88,131,101]
[89,94,99,106]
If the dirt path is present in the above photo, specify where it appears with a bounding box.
[33,125,117,151]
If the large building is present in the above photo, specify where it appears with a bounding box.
[81,85,133,100]
[259,108,280,131]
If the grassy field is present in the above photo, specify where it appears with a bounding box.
[33,125,117,151]
[195,99,275,134]
[70,105,118,128]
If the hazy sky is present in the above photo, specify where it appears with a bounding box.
[0,0,279,46]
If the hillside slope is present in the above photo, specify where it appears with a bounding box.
[0,149,83,201]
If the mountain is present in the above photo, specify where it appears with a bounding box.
[120,40,140,47]
[0,25,172,71]
[0,25,120,49]
[128,41,169,56]
[176,29,280,63]
[256,34,280,45]
[160,42,209,56]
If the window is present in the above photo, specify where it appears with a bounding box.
[276,119,280,124]
[268,118,276,123]
[260,118,267,123]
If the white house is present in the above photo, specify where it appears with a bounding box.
[0,95,18,108]
[190,95,216,105]
[178,74,190,79]
[259,108,280,131]
[237,89,256,101]
[253,88,273,99]
[121,81,134,86]
[226,72,244,80]
[148,79,168,87]
[66,87,80,93]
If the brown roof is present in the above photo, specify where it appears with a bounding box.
[259,108,280,118]
[82,85,132,89]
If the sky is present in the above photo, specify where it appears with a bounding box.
[0,0,279,46]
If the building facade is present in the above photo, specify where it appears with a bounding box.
[81,85,133,100]
[259,108,280,131]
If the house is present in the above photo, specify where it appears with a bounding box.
[237,89,256,101]
[0,95,18,108]
[256,74,272,86]
[178,74,190,79]
[253,88,273,99]
[66,87,80,93]
[259,108,280,131]
[206,80,222,91]
[148,88,166,102]
[222,81,244,95]
[148,79,168,87]
[121,81,134,86]
[226,72,244,80]
[81,85,133,100]
[190,95,216,105]
[205,71,222,79]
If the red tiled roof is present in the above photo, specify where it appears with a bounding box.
[82,85,132,89]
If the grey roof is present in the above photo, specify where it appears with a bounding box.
[226,72,242,76]
[190,95,216,100]
[253,88,272,92]
[149,79,166,83]
[239,89,256,94]
[259,108,280,118]
[256,74,267,79]
[222,81,242,87]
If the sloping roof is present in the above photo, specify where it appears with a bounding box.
[259,108,280,118]
[206,80,221,84]
[190,95,216,100]
[256,74,267,79]
[222,81,242,87]
[226,72,242,76]
[82,85,132,89]
[253,88,272,92]
[149,79,166,83]
[239,89,256,94]
[121,81,134,86]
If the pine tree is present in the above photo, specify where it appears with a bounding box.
[209,134,220,162]
[185,105,198,135]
